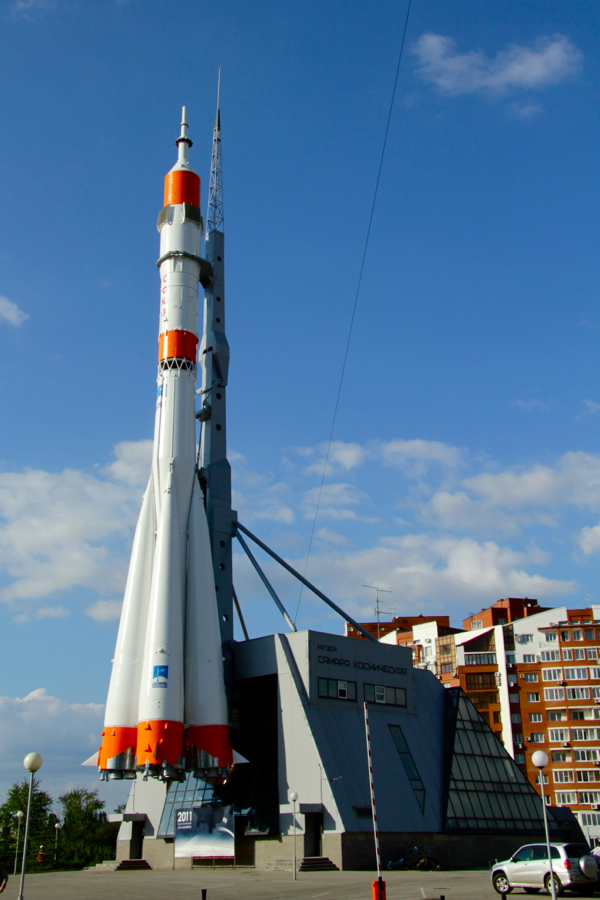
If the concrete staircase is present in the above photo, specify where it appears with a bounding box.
[115,859,153,871]
[299,857,340,872]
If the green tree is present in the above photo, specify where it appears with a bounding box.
[0,777,56,869]
[57,788,119,864]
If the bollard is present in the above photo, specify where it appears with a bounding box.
[371,878,386,900]
[202,890,207,900]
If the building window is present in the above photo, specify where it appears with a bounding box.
[511,713,522,724]
[548,728,569,742]
[593,687,600,701]
[464,653,497,665]
[466,673,497,690]
[567,687,590,700]
[388,724,426,812]
[548,711,566,722]
[587,649,599,660]
[318,678,357,701]
[585,629,594,641]
[494,711,502,724]
[564,668,589,681]
[592,667,600,680]
[518,634,533,644]
[529,713,543,723]
[470,620,483,630]
[544,687,565,701]
[546,632,557,642]
[506,653,516,665]
[577,771,600,783]
[541,650,561,662]
[529,733,545,743]
[575,749,599,762]
[597,629,600,640]
[552,751,571,762]
[560,631,571,642]
[523,655,536,663]
[563,649,573,661]
[572,728,600,742]
[553,770,574,783]
[573,630,583,641]
[527,693,540,702]
[556,792,577,805]
[523,673,539,683]
[509,693,519,703]
[440,662,453,674]
[535,773,549,784]
[581,813,600,826]
[542,669,563,682]
[571,710,586,721]
[515,753,525,764]
[364,684,406,707]
[578,791,600,804]
[508,674,518,686]
[513,732,523,743]
[574,648,586,660]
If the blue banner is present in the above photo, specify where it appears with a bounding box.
[174,805,235,858]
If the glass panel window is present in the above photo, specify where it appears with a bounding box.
[529,713,542,723]
[592,667,600,680]
[588,649,599,660]
[556,792,577,804]
[573,630,583,641]
[513,732,523,743]
[579,791,600,803]
[466,672,497,690]
[541,650,560,661]
[575,749,599,761]
[543,669,563,682]
[527,693,540,702]
[470,620,483,630]
[544,687,565,700]
[441,662,453,673]
[318,678,358,702]
[511,713,522,724]
[465,653,497,665]
[364,684,406,708]
[523,655,536,663]
[552,751,571,762]
[548,711,566,721]
[523,673,539,683]
[585,629,594,641]
[535,773,549,784]
[593,687,600,701]
[569,667,589,680]
[548,728,569,742]
[388,724,426,813]
[577,770,600,783]
[546,632,558,642]
[506,653,516,665]
[581,813,600,826]
[509,693,519,703]
[554,770,574,783]
[567,687,590,700]
[574,648,586,660]
[515,753,525,764]
[572,728,600,741]
[563,649,574,661]
[561,631,571,642]
[508,675,518,686]
[529,733,545,743]
[597,629,600,640]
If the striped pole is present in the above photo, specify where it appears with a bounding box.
[364,702,386,900]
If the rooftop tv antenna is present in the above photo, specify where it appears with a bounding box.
[362,585,393,640]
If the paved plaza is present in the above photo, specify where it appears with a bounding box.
[0,867,522,900]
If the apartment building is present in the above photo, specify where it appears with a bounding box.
[356,599,600,840]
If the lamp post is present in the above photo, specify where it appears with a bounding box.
[53,823,60,865]
[18,752,43,900]
[532,750,556,900]
[290,791,298,881]
[13,811,24,875]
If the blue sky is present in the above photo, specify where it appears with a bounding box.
[2,0,600,800]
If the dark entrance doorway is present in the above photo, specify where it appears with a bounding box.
[129,820,144,859]
[303,812,323,857]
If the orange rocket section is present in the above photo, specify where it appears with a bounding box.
[136,720,184,766]
[185,724,232,767]
[164,170,200,207]
[158,329,198,363]
[98,726,138,769]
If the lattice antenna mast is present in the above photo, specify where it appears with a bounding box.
[206,69,223,235]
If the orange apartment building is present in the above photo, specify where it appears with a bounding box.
[350,599,600,840]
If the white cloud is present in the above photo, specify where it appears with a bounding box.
[512,102,543,119]
[101,439,152,487]
[0,295,29,327]
[84,598,123,622]
[580,400,600,416]
[295,441,368,475]
[0,443,148,608]
[36,605,70,619]
[378,438,463,474]
[515,398,551,411]
[414,33,582,96]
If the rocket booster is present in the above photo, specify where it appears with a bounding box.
[98,109,231,780]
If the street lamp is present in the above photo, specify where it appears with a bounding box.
[53,823,60,865]
[13,812,24,875]
[532,750,557,900]
[290,791,298,881]
[18,752,43,900]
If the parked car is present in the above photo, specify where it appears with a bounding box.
[491,843,598,896]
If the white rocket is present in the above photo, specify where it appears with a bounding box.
[98,109,232,780]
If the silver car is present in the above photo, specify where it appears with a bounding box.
[491,843,598,896]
